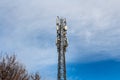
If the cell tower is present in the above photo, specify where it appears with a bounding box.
[56,16,68,80]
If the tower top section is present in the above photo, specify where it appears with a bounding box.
[56,16,68,52]
[56,16,67,28]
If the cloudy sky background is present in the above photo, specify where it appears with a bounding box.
[0,0,120,80]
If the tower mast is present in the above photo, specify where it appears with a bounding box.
[56,16,68,80]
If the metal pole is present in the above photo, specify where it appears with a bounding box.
[56,16,68,80]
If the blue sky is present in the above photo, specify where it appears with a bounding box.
[0,0,120,80]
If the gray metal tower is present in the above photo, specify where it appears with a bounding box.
[56,16,68,80]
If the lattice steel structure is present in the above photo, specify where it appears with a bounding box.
[56,16,68,80]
